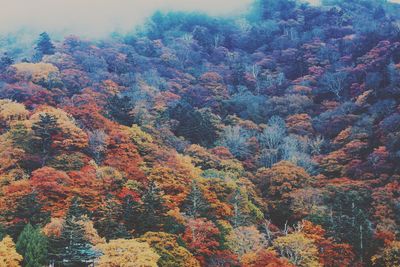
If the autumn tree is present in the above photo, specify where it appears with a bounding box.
[301,220,355,267]
[0,236,22,267]
[372,240,400,267]
[96,238,160,267]
[273,232,320,267]
[256,161,312,224]
[226,226,266,258]
[241,249,294,267]
[182,218,221,265]
[139,232,200,267]
[30,167,74,217]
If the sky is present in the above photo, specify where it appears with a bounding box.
[0,0,399,38]
[0,0,254,38]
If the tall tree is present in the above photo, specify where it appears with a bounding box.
[16,224,49,267]
[35,32,55,56]
[0,235,23,267]
[31,113,60,166]
[182,181,210,219]
[48,198,98,266]
[94,195,130,241]
[124,181,168,235]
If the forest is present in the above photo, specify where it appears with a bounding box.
[0,0,400,266]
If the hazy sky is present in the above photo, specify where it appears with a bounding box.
[0,0,253,37]
[0,0,399,38]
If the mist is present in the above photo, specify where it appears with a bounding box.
[0,0,254,38]
[1,0,399,39]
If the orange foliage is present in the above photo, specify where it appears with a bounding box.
[148,166,191,209]
[301,220,355,266]
[241,249,294,267]
[103,128,145,182]
[30,167,74,217]
[286,113,314,136]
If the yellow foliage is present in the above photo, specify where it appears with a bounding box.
[128,124,154,150]
[13,62,59,83]
[372,241,400,267]
[77,215,106,245]
[0,134,25,175]
[273,232,321,267]
[96,238,160,267]
[227,226,266,257]
[30,106,88,149]
[139,232,200,267]
[0,100,29,124]
[42,218,64,237]
[0,235,23,267]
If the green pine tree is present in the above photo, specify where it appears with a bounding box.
[95,195,130,241]
[35,32,55,56]
[182,181,211,218]
[31,113,60,166]
[49,198,98,267]
[124,181,167,235]
[230,188,250,228]
[16,224,48,267]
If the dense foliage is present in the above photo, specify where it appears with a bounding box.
[0,0,400,266]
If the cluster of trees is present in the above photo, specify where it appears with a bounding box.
[0,0,400,266]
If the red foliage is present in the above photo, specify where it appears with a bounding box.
[30,167,74,217]
[103,129,145,182]
[182,218,221,265]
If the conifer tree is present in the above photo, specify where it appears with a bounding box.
[124,181,167,235]
[0,53,13,70]
[16,224,48,267]
[182,181,210,218]
[49,198,98,266]
[95,195,130,241]
[230,188,249,228]
[35,32,55,56]
[32,114,60,166]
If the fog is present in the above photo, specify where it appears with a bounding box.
[0,0,254,38]
[0,0,398,39]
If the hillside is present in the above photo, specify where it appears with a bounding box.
[0,0,400,266]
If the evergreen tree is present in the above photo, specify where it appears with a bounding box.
[230,188,249,228]
[124,181,167,235]
[31,114,60,166]
[0,224,5,241]
[106,95,135,126]
[35,32,55,56]
[95,195,130,241]
[6,193,50,239]
[16,224,48,267]
[49,198,98,267]
[0,53,14,70]
[138,181,168,234]
[182,181,210,218]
